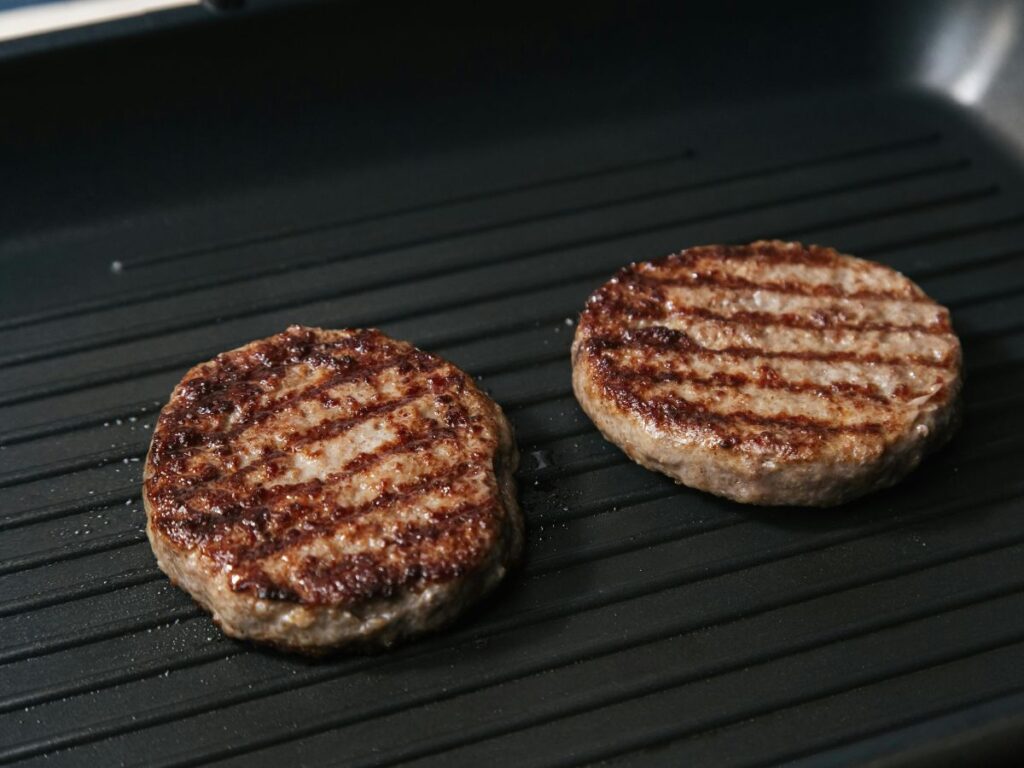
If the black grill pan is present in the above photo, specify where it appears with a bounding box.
[3,3,1024,766]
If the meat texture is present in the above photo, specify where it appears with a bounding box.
[144,326,522,652]
[571,241,962,507]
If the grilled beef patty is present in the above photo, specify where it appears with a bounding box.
[571,241,962,507]
[144,326,522,652]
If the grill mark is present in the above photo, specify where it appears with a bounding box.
[338,425,460,477]
[581,326,958,370]
[146,327,510,610]
[159,411,468,518]
[150,328,436,468]
[589,373,884,459]
[574,242,960,462]
[221,352,445,442]
[151,353,445,472]
[599,357,896,405]
[608,386,848,455]
[637,241,928,302]
[623,270,929,304]
[275,402,474,495]
[280,388,431,453]
[658,304,951,336]
[590,353,885,437]
[157,458,480,561]
[275,500,500,604]
[225,372,469,490]
[333,387,476,479]
[658,241,846,269]
[150,342,472,506]
[387,498,499,548]
[229,461,481,572]
[227,572,302,602]
[153,387,436,503]
[170,328,397,415]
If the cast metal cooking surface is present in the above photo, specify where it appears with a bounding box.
[3,49,1024,768]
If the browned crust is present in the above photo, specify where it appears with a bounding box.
[143,326,522,649]
[571,241,963,506]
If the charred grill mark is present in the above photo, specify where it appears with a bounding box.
[653,304,951,336]
[146,326,509,610]
[599,356,896,405]
[275,501,499,604]
[620,270,930,304]
[168,327,394,415]
[152,386,435,499]
[589,353,886,438]
[149,359,444,472]
[596,379,858,458]
[658,242,846,270]
[281,388,431,452]
[220,351,444,440]
[160,457,480,561]
[229,571,303,602]
[156,377,479,517]
[150,328,439,467]
[573,242,960,469]
[337,423,460,476]
[154,407,470,517]
[582,243,929,318]
[228,461,481,574]
[581,325,958,370]
[644,241,923,294]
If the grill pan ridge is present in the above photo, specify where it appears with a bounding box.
[3,4,1024,766]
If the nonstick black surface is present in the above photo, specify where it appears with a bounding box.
[3,3,1024,766]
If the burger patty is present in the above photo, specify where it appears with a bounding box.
[571,241,963,507]
[143,326,522,652]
